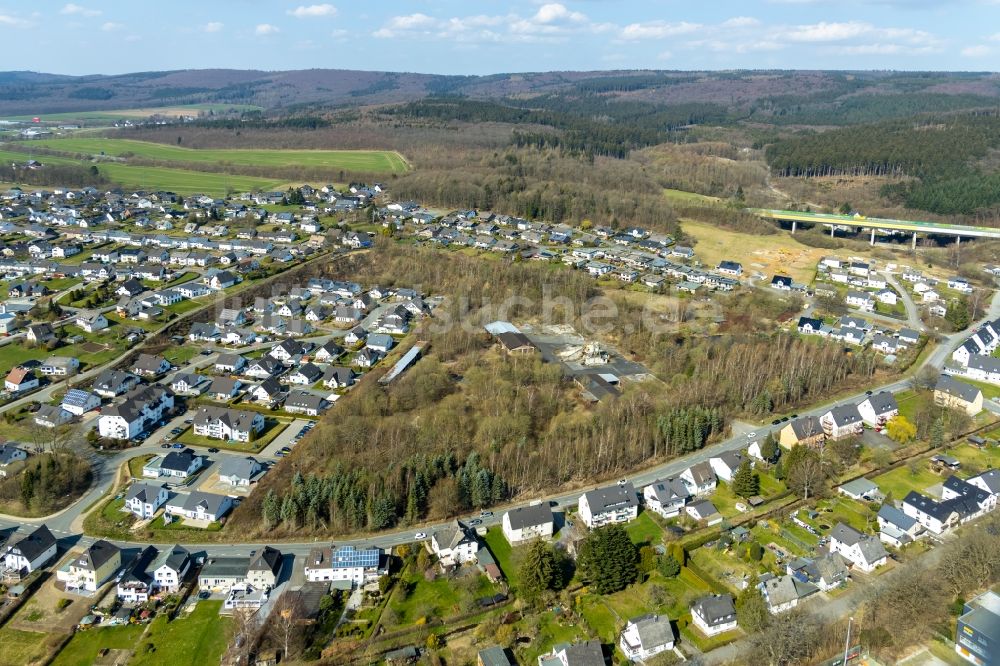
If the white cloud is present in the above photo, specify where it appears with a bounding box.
[787,21,872,42]
[60,3,100,17]
[961,44,993,56]
[721,17,761,28]
[620,21,701,40]
[201,22,224,33]
[0,13,30,27]
[990,32,1000,41]
[100,21,124,32]
[532,3,585,24]
[255,23,280,36]
[288,4,338,19]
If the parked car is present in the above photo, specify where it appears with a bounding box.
[414,532,427,540]
[171,442,184,449]
[208,447,219,453]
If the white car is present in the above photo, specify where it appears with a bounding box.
[414,532,427,540]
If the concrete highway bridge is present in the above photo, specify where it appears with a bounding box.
[749,208,1000,247]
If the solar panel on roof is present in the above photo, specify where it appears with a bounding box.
[331,545,379,568]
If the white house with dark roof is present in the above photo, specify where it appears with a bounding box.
[218,457,264,487]
[619,614,675,662]
[3,525,57,576]
[934,375,983,416]
[124,482,169,519]
[877,503,923,547]
[963,354,1000,385]
[759,574,819,614]
[192,406,264,442]
[857,391,899,428]
[709,451,745,482]
[691,594,737,636]
[680,461,717,495]
[829,522,888,572]
[303,544,383,586]
[643,478,691,518]
[578,483,638,528]
[430,521,479,567]
[165,491,234,523]
[820,404,864,440]
[61,388,101,416]
[501,504,554,545]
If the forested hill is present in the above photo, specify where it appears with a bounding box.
[765,113,1000,215]
[1,68,998,122]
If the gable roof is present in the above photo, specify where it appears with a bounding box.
[692,594,736,625]
[504,504,553,531]
[646,478,691,504]
[788,415,824,440]
[936,375,982,403]
[862,391,898,415]
[8,524,56,561]
[583,483,638,514]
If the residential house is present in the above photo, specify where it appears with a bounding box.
[786,553,850,592]
[287,362,323,386]
[828,523,888,572]
[25,323,56,345]
[820,404,864,440]
[578,483,638,528]
[877,503,924,547]
[206,376,242,402]
[643,478,691,518]
[97,385,174,440]
[366,333,395,353]
[501,504,555,545]
[214,353,246,374]
[709,451,745,482]
[170,373,207,396]
[116,546,158,604]
[249,377,284,406]
[430,521,479,567]
[778,416,826,449]
[686,499,722,525]
[124,482,169,519]
[935,375,984,416]
[3,525,57,576]
[75,311,108,333]
[303,544,383,587]
[131,353,170,377]
[218,457,264,487]
[691,594,737,636]
[313,341,345,363]
[91,370,140,398]
[269,339,305,363]
[243,357,283,380]
[537,640,606,666]
[759,574,819,614]
[284,390,329,416]
[246,546,283,590]
[39,356,79,377]
[34,404,73,428]
[857,391,899,428]
[321,366,355,389]
[4,367,39,394]
[680,462,717,495]
[846,290,875,312]
[166,491,234,523]
[838,478,883,502]
[0,445,28,476]
[57,540,121,593]
[954,590,1000,666]
[151,544,191,593]
[192,406,264,442]
[144,448,203,480]
[198,556,249,593]
[797,316,824,335]
[619,614,675,662]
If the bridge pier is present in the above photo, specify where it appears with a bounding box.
[912,232,917,250]
[870,228,875,246]
[830,225,835,238]
[791,221,796,234]
[956,235,961,248]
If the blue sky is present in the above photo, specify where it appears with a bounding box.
[1,1,998,75]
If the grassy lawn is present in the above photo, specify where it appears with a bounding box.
[941,442,1000,473]
[388,570,463,625]
[130,600,232,666]
[578,596,620,642]
[874,464,943,499]
[129,454,154,479]
[50,624,144,666]
[689,544,761,593]
[0,626,57,664]
[167,298,205,315]
[174,419,287,453]
[162,345,200,367]
[625,511,665,546]
[894,389,929,425]
[165,271,199,287]
[33,138,409,174]
[483,526,518,589]
[519,609,592,664]
[680,625,742,653]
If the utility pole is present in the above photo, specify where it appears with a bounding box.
[842,616,853,665]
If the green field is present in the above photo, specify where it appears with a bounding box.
[31,137,409,174]
[96,162,285,197]
[0,104,262,123]
[50,624,144,666]
[130,600,232,666]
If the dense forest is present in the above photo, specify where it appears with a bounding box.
[228,244,885,536]
[766,113,1000,215]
